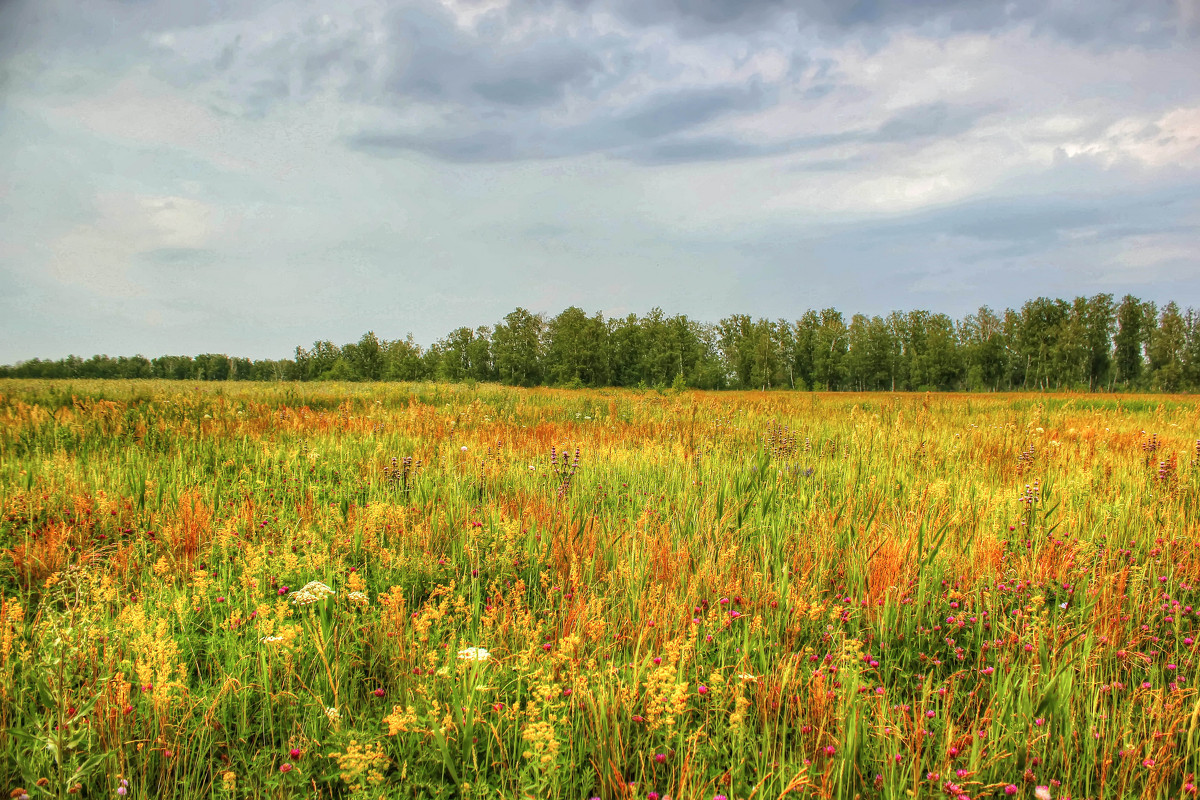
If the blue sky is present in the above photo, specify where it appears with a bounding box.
[1,0,1198,361]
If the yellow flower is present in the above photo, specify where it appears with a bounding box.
[330,739,389,792]
[383,705,419,736]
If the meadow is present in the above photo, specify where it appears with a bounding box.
[0,380,1198,800]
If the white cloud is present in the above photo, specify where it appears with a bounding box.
[1085,107,1200,168]
[49,194,222,297]
[1,0,1198,360]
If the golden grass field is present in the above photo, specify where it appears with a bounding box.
[1,380,1198,800]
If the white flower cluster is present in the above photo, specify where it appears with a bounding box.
[290,581,335,606]
[457,646,491,662]
[325,706,341,723]
[260,635,284,645]
[347,590,369,607]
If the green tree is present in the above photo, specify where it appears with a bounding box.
[1148,302,1186,392]
[194,354,231,381]
[960,306,1006,391]
[382,335,427,381]
[1084,294,1116,390]
[1017,298,1068,390]
[792,311,820,390]
[812,309,847,390]
[295,341,340,381]
[348,331,385,381]
[1114,295,1151,388]
[1182,308,1200,391]
[846,314,872,391]
[492,308,546,386]
[924,313,962,390]
[546,307,609,387]
[717,314,754,389]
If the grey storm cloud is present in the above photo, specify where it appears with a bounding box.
[620,102,996,165]
[24,0,1187,167]
[509,0,1198,42]
[0,0,1198,362]
[346,80,779,162]
[369,4,611,107]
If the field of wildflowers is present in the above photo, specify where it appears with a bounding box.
[0,380,1198,800]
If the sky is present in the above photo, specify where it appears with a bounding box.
[1,0,1198,362]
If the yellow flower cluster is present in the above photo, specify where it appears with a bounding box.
[0,596,26,691]
[521,712,561,768]
[382,705,419,736]
[118,605,185,712]
[331,739,389,792]
[641,638,693,734]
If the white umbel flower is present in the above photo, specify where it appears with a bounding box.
[325,706,341,723]
[347,590,369,607]
[457,646,491,662]
[290,581,335,606]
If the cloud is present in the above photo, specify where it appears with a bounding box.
[347,79,779,161]
[0,0,1198,363]
[871,101,990,142]
[49,194,223,298]
[511,0,1199,44]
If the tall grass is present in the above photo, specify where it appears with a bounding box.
[0,380,1197,799]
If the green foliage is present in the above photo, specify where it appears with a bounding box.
[7,295,1200,393]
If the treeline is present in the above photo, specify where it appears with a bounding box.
[5,295,1200,392]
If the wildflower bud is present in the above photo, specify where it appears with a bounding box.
[279,763,293,774]
[289,748,301,759]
